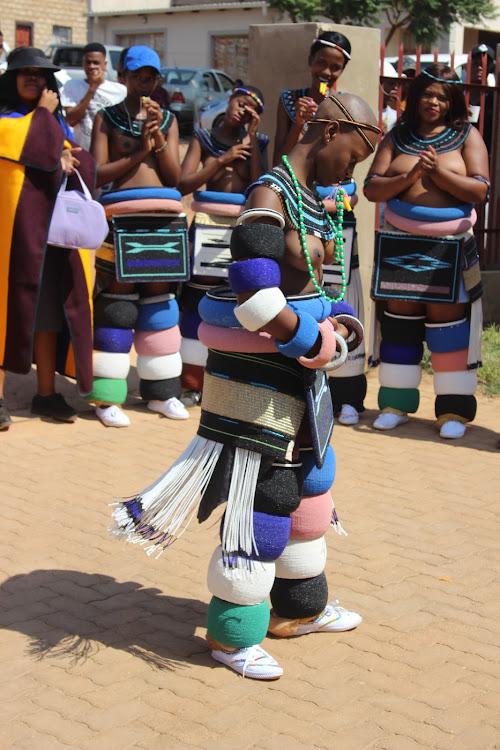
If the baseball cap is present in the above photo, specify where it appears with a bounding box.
[471,44,494,60]
[401,56,416,73]
[123,46,161,75]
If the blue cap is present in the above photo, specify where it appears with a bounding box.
[124,46,161,75]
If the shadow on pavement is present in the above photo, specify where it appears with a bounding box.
[0,569,210,672]
[350,408,500,453]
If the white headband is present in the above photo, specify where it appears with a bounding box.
[313,38,351,61]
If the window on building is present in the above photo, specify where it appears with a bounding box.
[116,33,165,64]
[212,35,248,80]
[15,23,33,48]
[52,26,72,44]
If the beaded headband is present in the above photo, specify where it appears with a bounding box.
[313,38,351,60]
[232,87,264,113]
[422,69,461,84]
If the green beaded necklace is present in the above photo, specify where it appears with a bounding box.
[282,154,346,301]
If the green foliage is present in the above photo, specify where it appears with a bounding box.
[478,324,500,397]
[321,0,383,25]
[265,0,322,22]
[264,0,497,43]
[384,0,497,46]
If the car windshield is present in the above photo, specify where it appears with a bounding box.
[161,68,196,85]
[54,48,84,67]
[109,50,122,72]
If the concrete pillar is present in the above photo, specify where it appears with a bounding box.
[247,22,381,331]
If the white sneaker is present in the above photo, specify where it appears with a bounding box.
[148,397,189,420]
[294,601,362,635]
[373,412,408,431]
[211,643,283,680]
[96,405,130,427]
[440,420,466,439]
[337,404,359,426]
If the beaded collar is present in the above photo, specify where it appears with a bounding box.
[391,122,471,155]
[280,88,309,124]
[194,125,268,158]
[250,165,334,242]
[101,103,174,138]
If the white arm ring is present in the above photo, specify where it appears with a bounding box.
[234,287,287,332]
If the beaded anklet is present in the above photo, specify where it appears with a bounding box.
[282,155,346,301]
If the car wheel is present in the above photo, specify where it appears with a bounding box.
[212,113,225,130]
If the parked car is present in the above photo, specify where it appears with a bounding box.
[197,94,230,130]
[43,44,123,81]
[161,66,234,129]
[385,54,473,80]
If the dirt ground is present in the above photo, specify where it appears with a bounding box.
[1,362,499,749]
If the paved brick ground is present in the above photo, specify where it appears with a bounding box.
[1,362,499,749]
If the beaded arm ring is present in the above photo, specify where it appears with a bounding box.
[282,154,347,301]
[472,174,491,198]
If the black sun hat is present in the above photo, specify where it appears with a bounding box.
[6,46,60,72]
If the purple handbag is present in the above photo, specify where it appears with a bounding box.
[48,169,108,250]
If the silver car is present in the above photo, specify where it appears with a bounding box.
[43,44,124,81]
[197,94,230,130]
[161,66,234,129]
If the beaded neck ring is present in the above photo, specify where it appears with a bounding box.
[282,154,346,301]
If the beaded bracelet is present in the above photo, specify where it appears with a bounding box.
[154,142,168,154]
[228,258,281,294]
[276,311,320,359]
[234,287,287,331]
[472,175,491,198]
[363,174,381,195]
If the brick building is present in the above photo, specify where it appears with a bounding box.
[0,0,87,52]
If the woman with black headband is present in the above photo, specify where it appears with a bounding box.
[364,63,489,439]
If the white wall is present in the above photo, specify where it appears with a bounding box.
[91,7,274,67]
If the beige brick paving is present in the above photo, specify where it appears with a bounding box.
[1,365,499,749]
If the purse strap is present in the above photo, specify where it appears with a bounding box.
[58,168,92,200]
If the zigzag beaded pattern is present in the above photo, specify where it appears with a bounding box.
[391,123,471,155]
[101,104,174,137]
[281,88,309,123]
[194,125,269,158]
[251,166,334,242]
